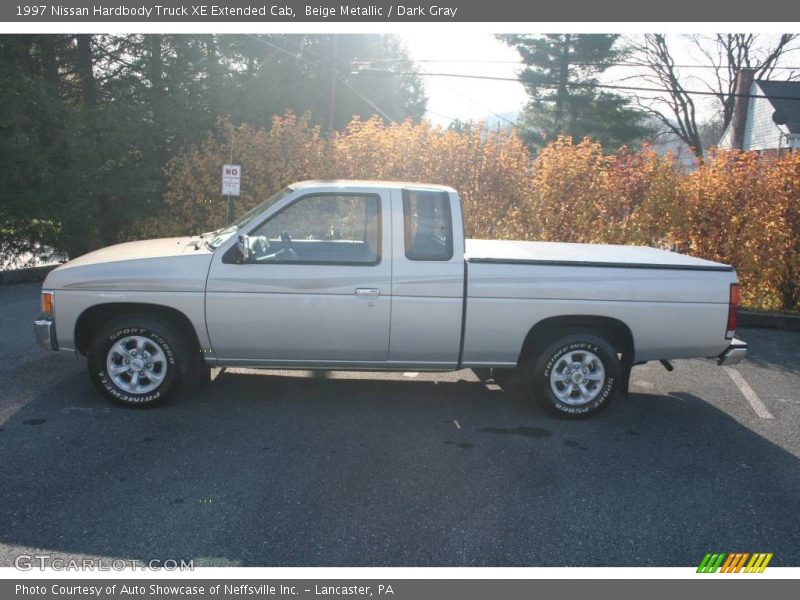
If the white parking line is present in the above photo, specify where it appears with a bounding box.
[723,366,774,420]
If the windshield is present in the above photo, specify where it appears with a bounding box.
[204,187,293,249]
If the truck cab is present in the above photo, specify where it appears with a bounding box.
[205,181,467,370]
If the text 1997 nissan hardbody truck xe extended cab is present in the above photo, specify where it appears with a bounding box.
[34,180,747,417]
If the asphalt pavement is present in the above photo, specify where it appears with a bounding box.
[1,282,799,567]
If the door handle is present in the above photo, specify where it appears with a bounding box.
[355,288,380,296]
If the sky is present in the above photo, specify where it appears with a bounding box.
[400,33,800,128]
[400,32,528,125]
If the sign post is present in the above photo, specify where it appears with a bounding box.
[222,164,241,225]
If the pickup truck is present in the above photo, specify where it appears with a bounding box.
[34,180,747,417]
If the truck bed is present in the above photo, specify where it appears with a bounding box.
[461,238,737,365]
[465,239,732,272]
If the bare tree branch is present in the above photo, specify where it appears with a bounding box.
[628,33,799,157]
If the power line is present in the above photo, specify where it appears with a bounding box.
[238,38,800,123]
[579,63,800,70]
[251,35,326,70]
[425,108,460,122]
[359,68,800,101]
[357,57,800,70]
[435,78,517,126]
[246,35,398,123]
[357,58,523,65]
[340,80,397,123]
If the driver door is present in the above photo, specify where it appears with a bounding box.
[205,189,392,366]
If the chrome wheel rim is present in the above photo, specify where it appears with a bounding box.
[106,335,167,395]
[549,349,606,405]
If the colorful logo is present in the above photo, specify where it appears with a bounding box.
[697,552,773,573]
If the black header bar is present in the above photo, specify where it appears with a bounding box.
[3,0,799,22]
[3,579,798,600]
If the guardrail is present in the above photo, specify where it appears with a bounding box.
[739,310,800,332]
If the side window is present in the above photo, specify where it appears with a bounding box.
[402,189,453,261]
[249,194,380,264]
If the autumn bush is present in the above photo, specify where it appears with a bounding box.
[160,112,800,311]
[157,114,330,235]
[525,138,683,245]
[159,113,534,239]
[676,150,800,310]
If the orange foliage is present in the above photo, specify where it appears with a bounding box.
[526,138,683,245]
[158,113,329,235]
[676,150,800,310]
[160,113,800,310]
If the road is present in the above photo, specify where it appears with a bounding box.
[1,282,799,567]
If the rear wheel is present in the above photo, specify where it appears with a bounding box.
[527,333,620,417]
[88,314,188,407]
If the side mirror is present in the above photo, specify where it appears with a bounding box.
[237,234,252,262]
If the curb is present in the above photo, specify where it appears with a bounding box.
[0,265,59,286]
[739,310,800,332]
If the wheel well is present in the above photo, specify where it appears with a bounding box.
[517,315,634,366]
[74,303,202,356]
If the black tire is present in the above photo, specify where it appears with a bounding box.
[87,314,188,407]
[527,332,620,418]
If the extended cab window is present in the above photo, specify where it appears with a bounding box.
[248,194,380,264]
[402,189,453,261]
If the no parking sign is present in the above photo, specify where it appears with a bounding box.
[221,164,241,196]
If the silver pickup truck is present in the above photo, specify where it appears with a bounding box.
[34,180,747,416]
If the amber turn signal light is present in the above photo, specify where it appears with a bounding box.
[41,291,53,317]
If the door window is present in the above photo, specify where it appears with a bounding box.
[248,194,381,264]
[402,189,453,261]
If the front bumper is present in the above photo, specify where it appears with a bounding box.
[34,318,58,351]
[717,337,748,366]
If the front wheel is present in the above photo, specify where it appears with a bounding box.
[527,333,620,417]
[88,314,187,407]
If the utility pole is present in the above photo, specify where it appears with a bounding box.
[554,34,571,137]
[224,142,235,225]
[225,193,234,226]
[327,36,338,131]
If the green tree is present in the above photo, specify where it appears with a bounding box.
[225,34,426,130]
[500,34,651,150]
[0,34,426,262]
[0,35,65,264]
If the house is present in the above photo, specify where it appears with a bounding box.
[718,69,800,154]
[649,130,697,170]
